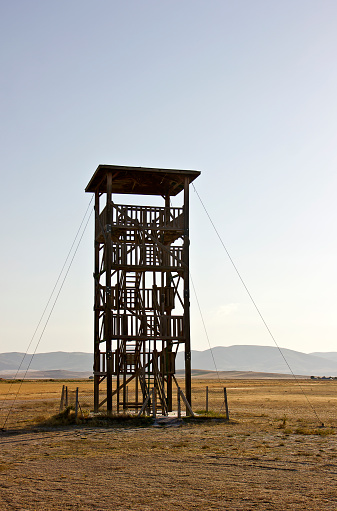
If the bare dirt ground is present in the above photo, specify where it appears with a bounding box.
[0,378,336,510]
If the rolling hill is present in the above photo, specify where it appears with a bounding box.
[1,346,337,378]
[176,345,337,376]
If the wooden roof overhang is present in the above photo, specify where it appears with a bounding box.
[85,165,200,196]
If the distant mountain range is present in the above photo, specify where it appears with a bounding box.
[0,352,93,375]
[175,346,337,376]
[0,346,337,378]
[310,352,337,363]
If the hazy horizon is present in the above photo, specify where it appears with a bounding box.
[0,344,336,356]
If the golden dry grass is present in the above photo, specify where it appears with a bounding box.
[0,378,336,510]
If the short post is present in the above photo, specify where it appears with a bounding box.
[75,387,79,420]
[126,386,128,408]
[65,386,68,408]
[59,385,65,412]
[177,387,181,419]
[224,387,229,420]
[152,387,156,419]
[206,385,209,413]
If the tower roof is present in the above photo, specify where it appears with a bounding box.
[85,165,200,196]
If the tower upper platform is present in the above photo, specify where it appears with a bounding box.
[85,165,200,196]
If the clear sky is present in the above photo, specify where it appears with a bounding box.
[1,1,337,355]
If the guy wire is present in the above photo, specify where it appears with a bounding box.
[190,273,228,412]
[1,197,93,429]
[192,183,323,425]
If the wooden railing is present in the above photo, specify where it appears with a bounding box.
[98,203,183,231]
[111,313,184,340]
[111,243,183,269]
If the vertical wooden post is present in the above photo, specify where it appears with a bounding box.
[183,177,192,413]
[206,386,209,413]
[75,387,79,420]
[165,194,173,412]
[224,387,229,420]
[116,346,120,413]
[65,386,68,408]
[122,338,127,411]
[152,387,156,418]
[177,387,181,419]
[135,374,139,410]
[106,172,113,413]
[94,190,100,412]
[59,385,65,412]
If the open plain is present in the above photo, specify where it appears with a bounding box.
[0,378,336,510]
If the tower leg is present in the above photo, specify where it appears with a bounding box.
[183,176,192,412]
[167,374,173,412]
[94,374,99,413]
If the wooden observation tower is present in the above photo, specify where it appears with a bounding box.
[85,165,200,414]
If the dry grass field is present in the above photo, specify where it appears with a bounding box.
[0,378,336,510]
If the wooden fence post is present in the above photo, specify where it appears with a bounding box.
[59,385,65,412]
[224,387,229,420]
[75,387,79,420]
[65,386,68,408]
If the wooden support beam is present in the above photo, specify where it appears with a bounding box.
[183,176,192,412]
[137,393,151,417]
[172,374,194,417]
[105,172,113,413]
[179,387,194,417]
[94,190,100,412]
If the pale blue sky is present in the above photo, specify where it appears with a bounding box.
[1,1,337,355]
